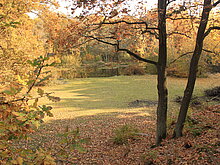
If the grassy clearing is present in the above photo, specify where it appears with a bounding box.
[25,75,220,164]
[38,75,220,121]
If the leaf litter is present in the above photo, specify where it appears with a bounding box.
[13,104,220,164]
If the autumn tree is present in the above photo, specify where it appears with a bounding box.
[69,0,169,145]
[173,0,220,137]
[166,2,220,77]
[35,9,91,78]
[0,0,62,163]
[66,0,220,145]
[0,0,60,83]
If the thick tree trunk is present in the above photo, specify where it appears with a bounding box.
[156,0,168,145]
[174,0,212,138]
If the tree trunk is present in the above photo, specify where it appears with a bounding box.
[156,0,168,145]
[174,0,212,138]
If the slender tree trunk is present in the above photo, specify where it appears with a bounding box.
[156,0,168,145]
[174,0,212,138]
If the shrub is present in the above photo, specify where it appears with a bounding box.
[145,56,158,75]
[145,64,157,75]
[173,95,202,107]
[185,116,203,137]
[204,86,220,100]
[0,55,59,164]
[123,65,145,76]
[142,150,158,164]
[167,56,208,78]
[112,124,139,145]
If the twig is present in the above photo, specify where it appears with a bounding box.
[142,30,159,39]
[94,20,157,28]
[167,0,177,6]
[202,48,218,56]
[167,31,191,38]
[0,58,46,105]
[204,26,220,39]
[169,51,193,65]
[169,48,219,66]
[206,96,220,102]
[26,65,43,94]
[166,16,197,20]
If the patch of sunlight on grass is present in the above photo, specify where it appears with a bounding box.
[43,106,154,122]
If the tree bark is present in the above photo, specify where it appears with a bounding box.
[156,0,168,145]
[173,0,212,138]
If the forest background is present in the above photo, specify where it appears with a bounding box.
[0,0,220,164]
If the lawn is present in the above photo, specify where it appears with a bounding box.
[41,75,219,121]
[24,75,219,164]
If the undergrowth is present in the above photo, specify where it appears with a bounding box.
[112,124,140,145]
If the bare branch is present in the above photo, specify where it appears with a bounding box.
[169,48,219,66]
[204,26,220,39]
[169,51,193,65]
[87,16,107,32]
[117,48,158,65]
[142,30,159,39]
[85,35,158,65]
[167,0,177,6]
[167,31,191,38]
[93,20,159,39]
[166,3,187,17]
[166,16,197,20]
[213,0,220,7]
[86,35,117,47]
[202,48,219,56]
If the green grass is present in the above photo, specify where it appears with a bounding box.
[39,75,219,121]
[112,124,140,145]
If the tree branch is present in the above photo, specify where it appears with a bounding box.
[213,0,220,7]
[166,0,177,6]
[93,20,159,39]
[202,48,219,56]
[166,16,197,20]
[93,20,158,31]
[167,31,191,38]
[118,48,158,65]
[87,16,107,32]
[169,51,193,65]
[0,57,46,105]
[85,35,158,65]
[26,65,44,94]
[142,30,159,39]
[169,48,219,66]
[204,26,220,39]
[86,35,117,47]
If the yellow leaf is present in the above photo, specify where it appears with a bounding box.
[16,157,23,165]
[17,75,27,86]
[33,98,39,108]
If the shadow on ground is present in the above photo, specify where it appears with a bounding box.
[19,110,156,164]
